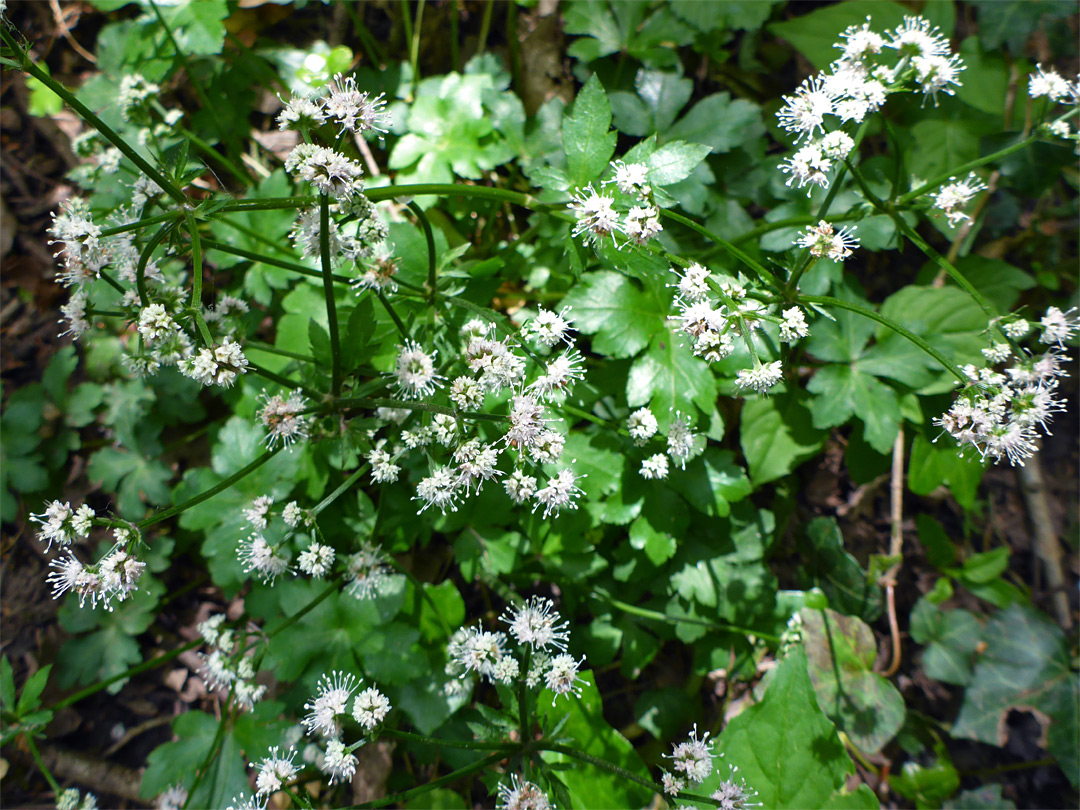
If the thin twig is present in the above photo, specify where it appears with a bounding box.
[881,427,904,678]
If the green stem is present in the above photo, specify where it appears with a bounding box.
[519,646,532,779]
[0,27,187,205]
[183,209,215,347]
[312,465,370,517]
[352,397,506,422]
[24,734,61,795]
[896,133,1038,206]
[407,201,437,305]
[245,341,317,364]
[135,220,177,308]
[349,751,509,809]
[379,727,518,751]
[319,195,343,396]
[376,291,410,339]
[477,0,494,54]
[147,1,218,131]
[98,211,182,238]
[731,211,860,247]
[247,360,320,398]
[218,215,301,259]
[798,294,968,382]
[201,238,351,284]
[596,588,781,642]
[217,185,564,214]
[659,209,783,291]
[410,0,425,96]
[340,1,385,67]
[138,447,283,529]
[267,579,341,637]
[184,702,231,809]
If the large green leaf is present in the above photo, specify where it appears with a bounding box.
[562,74,617,187]
[768,2,909,70]
[739,392,825,486]
[626,327,718,419]
[801,608,905,754]
[807,365,901,454]
[907,432,984,511]
[799,517,883,621]
[953,604,1079,786]
[715,648,853,809]
[562,271,669,359]
[664,92,764,153]
[909,597,982,685]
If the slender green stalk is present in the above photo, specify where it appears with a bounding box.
[135,220,178,308]
[350,751,509,809]
[379,727,519,751]
[49,639,202,710]
[218,185,564,214]
[267,579,341,637]
[245,341,317,364]
[218,215,301,259]
[731,211,860,247]
[477,0,494,54]
[183,209,215,347]
[376,291,410,339]
[351,397,507,422]
[340,1,385,67]
[0,26,187,205]
[98,211,182,238]
[138,447,282,529]
[184,702,232,809]
[407,201,437,303]
[449,0,459,72]
[410,0,425,96]
[798,294,968,382]
[319,195,344,395]
[200,238,351,284]
[896,133,1038,205]
[147,1,215,126]
[519,646,533,779]
[659,209,783,291]
[596,588,781,642]
[247,360,321,398]
[312,465,370,517]
[24,734,61,795]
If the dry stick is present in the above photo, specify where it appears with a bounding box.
[881,427,905,678]
[1018,443,1072,629]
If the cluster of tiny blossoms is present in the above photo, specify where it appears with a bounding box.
[56,787,98,810]
[445,595,585,710]
[31,500,147,612]
[368,310,587,521]
[661,724,760,809]
[777,16,965,196]
[669,263,811,395]
[496,773,554,810]
[568,159,663,248]
[196,614,267,711]
[934,307,1077,466]
[1027,64,1080,147]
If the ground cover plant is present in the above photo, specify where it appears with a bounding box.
[0,0,1077,808]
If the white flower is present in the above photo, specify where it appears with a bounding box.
[415,466,463,514]
[736,361,784,394]
[30,500,81,552]
[254,746,298,797]
[819,131,855,160]
[640,453,670,480]
[454,439,504,494]
[533,468,585,519]
[624,204,662,244]
[430,413,457,446]
[835,18,885,63]
[505,394,549,450]
[449,624,508,681]
[608,160,651,197]
[322,739,357,785]
[694,329,735,363]
[238,534,289,584]
[569,186,622,245]
[283,502,304,527]
[627,407,659,445]
[277,94,325,131]
[258,391,311,449]
[155,785,188,810]
[118,74,160,120]
[930,173,987,227]
[46,552,86,601]
[369,448,401,484]
[493,655,521,683]
[544,653,586,703]
[1028,64,1073,102]
[661,771,685,796]
[180,337,249,388]
[502,595,570,652]
[302,670,358,736]
[528,429,565,465]
[982,343,1012,364]
[198,614,227,648]
[779,143,832,194]
[913,53,965,104]
[226,792,267,810]
[286,144,365,200]
[60,289,90,339]
[666,413,696,470]
[776,76,835,141]
[711,764,760,810]
[449,376,484,410]
[497,774,553,810]
[529,350,586,400]
[665,724,714,785]
[352,686,390,730]
[137,304,178,343]
[504,469,538,504]
[523,306,575,347]
[671,262,712,303]
[1039,306,1078,345]
[887,16,951,60]
[243,495,274,530]
[392,340,443,399]
[796,220,859,261]
[779,307,809,343]
[345,542,390,599]
[297,543,335,578]
[323,74,390,135]
[1045,120,1071,138]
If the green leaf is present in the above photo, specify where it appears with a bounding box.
[537,671,652,808]
[823,784,881,809]
[890,742,960,808]
[154,0,229,56]
[807,365,901,454]
[954,37,1009,115]
[667,448,751,519]
[27,66,64,117]
[626,326,717,419]
[768,2,909,70]
[907,433,984,511]
[908,103,998,183]
[88,446,173,519]
[971,0,1075,52]
[1,657,14,709]
[562,271,669,359]
[664,92,764,153]
[917,514,957,569]
[562,74,617,187]
[953,604,1079,786]
[949,256,1035,313]
[715,647,853,809]
[739,392,826,486]
[909,597,982,685]
[800,609,904,754]
[799,517,883,621]
[956,546,1010,584]
[944,784,1016,809]
[645,140,712,187]
[15,665,52,716]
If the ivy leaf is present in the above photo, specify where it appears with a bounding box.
[739,392,825,486]
[563,271,669,359]
[953,604,1080,786]
[909,597,982,685]
[626,326,717,420]
[714,648,853,808]
[800,608,905,754]
[562,74,617,187]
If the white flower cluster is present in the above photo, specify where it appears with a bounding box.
[118,73,160,122]
[372,314,586,520]
[934,307,1076,466]
[258,390,312,450]
[56,788,98,810]
[777,16,965,193]
[344,541,391,599]
[285,143,366,201]
[568,159,663,248]
[668,263,809,395]
[929,173,987,227]
[32,501,148,612]
[289,198,389,268]
[197,613,268,711]
[661,725,760,808]
[446,595,586,706]
[294,670,390,785]
[1028,64,1080,144]
[496,774,554,810]
[796,220,860,261]
[179,337,250,388]
[625,408,700,481]
[153,784,188,810]
[277,73,391,137]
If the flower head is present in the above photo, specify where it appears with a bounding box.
[497,774,553,810]
[502,595,571,652]
[255,746,298,797]
[665,724,714,785]
[627,407,659,446]
[392,340,443,400]
[258,391,311,449]
[640,453,670,480]
[569,186,622,246]
[736,361,784,394]
[302,670,359,736]
[324,74,390,136]
[544,653,586,703]
[533,468,585,519]
[352,686,391,730]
